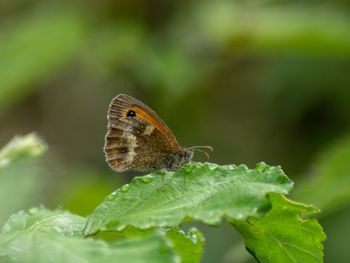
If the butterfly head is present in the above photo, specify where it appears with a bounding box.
[166,148,193,170]
[167,146,212,170]
[181,148,195,164]
[183,149,194,161]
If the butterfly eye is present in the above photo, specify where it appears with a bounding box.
[126,110,136,118]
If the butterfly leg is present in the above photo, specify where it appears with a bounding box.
[156,171,166,191]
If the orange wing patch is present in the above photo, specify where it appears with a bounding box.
[120,105,178,148]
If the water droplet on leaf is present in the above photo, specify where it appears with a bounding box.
[207,163,219,171]
[106,192,117,201]
[121,184,130,192]
[256,162,268,172]
[183,164,193,173]
[140,176,153,183]
[238,164,248,171]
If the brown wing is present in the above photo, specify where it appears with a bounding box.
[104,94,180,172]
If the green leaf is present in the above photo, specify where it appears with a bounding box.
[1,207,86,238]
[166,228,204,263]
[0,232,177,263]
[0,133,47,168]
[0,208,178,263]
[100,226,205,263]
[293,136,350,215]
[233,193,326,263]
[84,162,293,235]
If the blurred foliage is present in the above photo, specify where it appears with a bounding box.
[0,207,204,263]
[0,7,85,112]
[0,133,46,166]
[0,0,350,262]
[293,135,350,216]
[0,134,47,225]
[192,2,350,55]
[293,135,350,263]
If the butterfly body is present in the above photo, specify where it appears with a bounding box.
[104,94,195,172]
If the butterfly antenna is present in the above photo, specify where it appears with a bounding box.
[188,146,213,159]
[193,149,210,159]
[188,146,213,151]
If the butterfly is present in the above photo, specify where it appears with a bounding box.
[104,94,212,172]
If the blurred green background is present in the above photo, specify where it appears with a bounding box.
[0,0,349,262]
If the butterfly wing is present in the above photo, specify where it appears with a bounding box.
[104,94,180,172]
